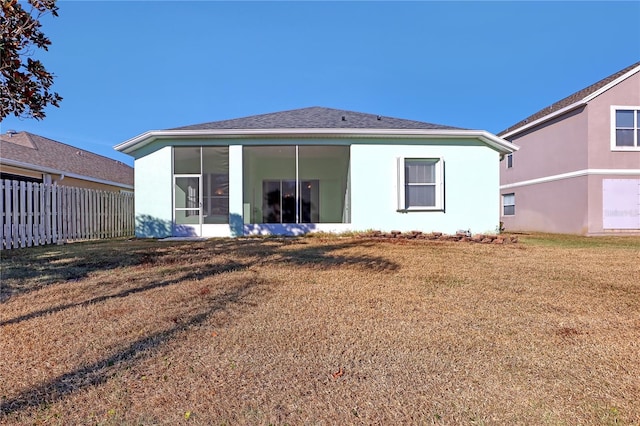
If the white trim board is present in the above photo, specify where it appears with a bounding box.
[610,105,640,151]
[500,169,640,190]
[114,128,519,156]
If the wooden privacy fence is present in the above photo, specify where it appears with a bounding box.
[1,179,134,250]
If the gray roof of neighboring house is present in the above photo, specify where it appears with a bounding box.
[499,61,640,137]
[171,106,465,131]
[0,131,134,187]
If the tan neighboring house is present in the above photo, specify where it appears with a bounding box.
[499,62,640,235]
[1,131,133,192]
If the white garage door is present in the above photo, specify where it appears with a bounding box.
[603,179,640,230]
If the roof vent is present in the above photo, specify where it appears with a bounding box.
[341,115,346,121]
[6,130,17,136]
[377,115,381,120]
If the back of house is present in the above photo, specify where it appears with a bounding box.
[116,107,517,238]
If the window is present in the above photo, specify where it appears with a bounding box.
[506,153,513,169]
[398,158,443,210]
[502,193,515,216]
[611,106,640,150]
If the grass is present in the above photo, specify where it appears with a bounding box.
[0,233,639,425]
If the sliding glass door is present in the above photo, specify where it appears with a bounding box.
[262,179,319,223]
[243,145,349,224]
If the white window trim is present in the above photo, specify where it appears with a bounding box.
[506,153,513,169]
[611,105,640,151]
[397,157,444,212]
[502,193,515,216]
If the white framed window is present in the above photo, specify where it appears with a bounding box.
[397,157,444,211]
[611,106,640,150]
[506,153,513,169]
[502,193,515,216]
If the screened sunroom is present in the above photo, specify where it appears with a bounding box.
[171,144,350,236]
[242,145,350,226]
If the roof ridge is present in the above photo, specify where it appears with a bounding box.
[170,106,465,131]
[22,131,130,165]
[499,61,640,136]
[23,132,37,150]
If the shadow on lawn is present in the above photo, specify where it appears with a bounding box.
[0,239,161,301]
[1,237,396,302]
[0,275,269,416]
[0,261,247,326]
[0,237,398,415]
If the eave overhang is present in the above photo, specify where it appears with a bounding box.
[115,128,519,156]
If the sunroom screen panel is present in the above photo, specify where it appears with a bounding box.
[298,145,350,223]
[243,146,296,224]
[202,147,229,224]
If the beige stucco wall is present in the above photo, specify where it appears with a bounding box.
[587,71,640,169]
[1,164,129,192]
[49,175,128,192]
[501,106,589,187]
[501,176,588,234]
[0,164,42,180]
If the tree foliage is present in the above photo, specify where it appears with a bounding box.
[1,0,62,121]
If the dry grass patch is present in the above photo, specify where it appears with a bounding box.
[1,234,639,425]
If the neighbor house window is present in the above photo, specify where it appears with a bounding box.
[502,193,515,216]
[506,153,513,168]
[611,106,640,149]
[397,158,444,210]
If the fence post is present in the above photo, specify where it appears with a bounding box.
[18,181,26,248]
[80,187,85,240]
[11,180,19,249]
[110,191,115,238]
[33,183,40,246]
[26,182,33,247]
[52,183,58,244]
[61,186,70,243]
[39,182,46,245]
[0,180,5,250]
[45,181,51,244]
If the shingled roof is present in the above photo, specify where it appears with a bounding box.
[499,61,640,137]
[171,106,465,131]
[116,106,518,155]
[0,131,134,188]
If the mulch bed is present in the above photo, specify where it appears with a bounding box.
[358,230,518,244]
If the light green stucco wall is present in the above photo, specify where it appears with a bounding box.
[134,146,173,237]
[129,138,502,237]
[229,145,244,236]
[350,143,500,234]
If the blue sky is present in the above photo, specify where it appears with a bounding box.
[1,1,639,167]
